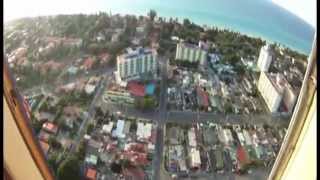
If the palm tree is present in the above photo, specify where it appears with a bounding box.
[148,10,157,22]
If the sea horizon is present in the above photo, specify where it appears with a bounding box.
[4,0,315,55]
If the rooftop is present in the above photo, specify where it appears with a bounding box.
[42,122,58,134]
[265,73,288,94]
[127,81,145,97]
[86,168,97,180]
[118,47,155,62]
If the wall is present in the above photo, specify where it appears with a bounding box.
[280,93,317,180]
[4,96,44,180]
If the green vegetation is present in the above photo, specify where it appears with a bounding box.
[86,123,94,134]
[48,137,62,150]
[148,10,157,21]
[171,59,199,68]
[30,113,42,134]
[76,140,86,161]
[134,96,157,110]
[47,152,59,174]
[57,155,81,180]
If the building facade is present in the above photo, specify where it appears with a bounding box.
[117,47,158,81]
[103,90,135,104]
[175,41,208,65]
[257,44,273,72]
[282,80,298,114]
[258,72,284,113]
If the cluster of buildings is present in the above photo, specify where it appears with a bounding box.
[165,122,286,175]
[102,46,159,109]
[83,113,156,180]
[257,44,298,114]
[56,75,101,95]
[167,65,263,114]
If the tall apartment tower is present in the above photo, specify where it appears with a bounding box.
[257,44,273,72]
[116,47,157,82]
[175,41,208,65]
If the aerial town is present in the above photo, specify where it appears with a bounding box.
[4,10,307,180]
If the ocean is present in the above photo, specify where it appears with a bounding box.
[100,0,315,55]
[5,0,315,54]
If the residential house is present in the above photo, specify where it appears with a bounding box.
[42,122,58,135]
[86,168,97,180]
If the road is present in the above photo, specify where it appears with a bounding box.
[153,57,168,180]
[167,111,290,127]
[71,69,113,152]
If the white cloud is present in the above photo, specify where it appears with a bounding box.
[272,0,316,27]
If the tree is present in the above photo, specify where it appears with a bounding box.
[148,10,157,21]
[86,123,94,134]
[48,152,59,174]
[183,18,191,27]
[76,140,86,161]
[29,112,42,134]
[57,156,81,180]
[48,137,62,150]
[129,120,137,133]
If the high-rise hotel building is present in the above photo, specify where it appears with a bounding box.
[116,47,157,82]
[258,72,297,114]
[175,41,208,65]
[257,44,273,72]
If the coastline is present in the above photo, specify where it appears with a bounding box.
[5,9,313,55]
[109,9,312,55]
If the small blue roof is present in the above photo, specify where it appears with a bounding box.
[145,83,155,95]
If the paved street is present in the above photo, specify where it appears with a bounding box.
[153,57,168,180]
[71,69,114,152]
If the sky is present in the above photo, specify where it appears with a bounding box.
[272,0,316,27]
[4,0,316,28]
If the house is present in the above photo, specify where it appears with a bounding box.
[40,60,64,75]
[86,168,97,180]
[188,128,197,147]
[67,66,78,75]
[197,87,209,109]
[112,120,125,138]
[85,154,98,165]
[63,106,81,128]
[237,145,250,169]
[136,122,152,141]
[136,26,145,34]
[85,84,96,95]
[88,139,103,150]
[102,122,114,134]
[82,57,95,70]
[35,112,55,122]
[57,82,76,93]
[98,53,110,65]
[88,76,100,85]
[189,148,201,168]
[243,129,253,145]
[42,122,58,134]
[123,121,131,135]
[111,29,124,42]
[122,166,145,180]
[236,131,246,146]
[63,106,81,117]
[223,128,234,145]
[60,138,72,150]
